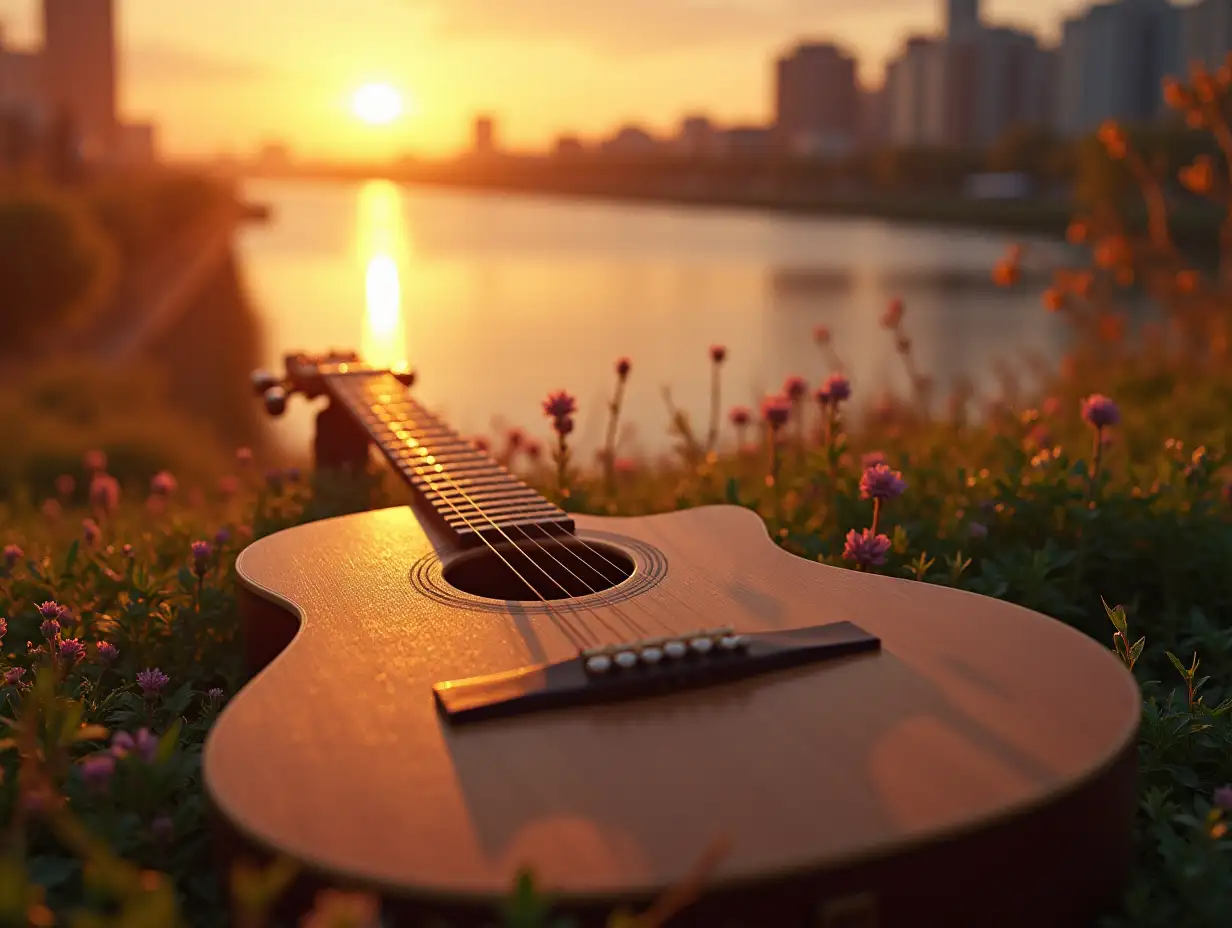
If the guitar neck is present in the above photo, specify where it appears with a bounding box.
[322,368,574,548]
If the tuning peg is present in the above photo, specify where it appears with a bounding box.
[263,386,289,417]
[392,368,416,388]
[251,369,281,396]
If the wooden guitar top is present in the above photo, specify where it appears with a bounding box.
[203,503,1140,908]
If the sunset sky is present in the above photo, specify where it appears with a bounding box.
[0,0,1108,159]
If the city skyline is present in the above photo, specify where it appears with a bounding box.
[0,0,1110,159]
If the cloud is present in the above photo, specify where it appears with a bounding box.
[126,43,271,83]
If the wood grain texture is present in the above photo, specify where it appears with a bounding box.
[203,503,1141,924]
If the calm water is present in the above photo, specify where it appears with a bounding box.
[236,177,1072,459]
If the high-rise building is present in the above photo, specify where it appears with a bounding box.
[1054,0,1180,137]
[774,41,859,157]
[42,0,117,159]
[1180,0,1232,73]
[676,115,719,157]
[473,114,496,157]
[946,0,982,38]
[886,36,934,146]
[0,25,47,125]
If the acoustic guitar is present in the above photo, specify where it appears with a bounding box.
[204,351,1141,928]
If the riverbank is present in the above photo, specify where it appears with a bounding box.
[239,159,1225,252]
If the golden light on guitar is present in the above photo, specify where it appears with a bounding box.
[206,351,1142,927]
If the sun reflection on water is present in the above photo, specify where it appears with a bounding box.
[356,179,409,370]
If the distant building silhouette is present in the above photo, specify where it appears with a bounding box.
[115,122,156,164]
[0,24,47,128]
[553,134,585,158]
[601,125,658,156]
[722,125,773,158]
[774,42,858,157]
[946,0,982,38]
[473,114,497,157]
[1180,0,1232,73]
[42,0,118,160]
[676,114,719,157]
[1054,0,1179,137]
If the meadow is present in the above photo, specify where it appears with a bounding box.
[4,74,1232,927]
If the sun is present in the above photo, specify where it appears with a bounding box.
[352,83,404,125]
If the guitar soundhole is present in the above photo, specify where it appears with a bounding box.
[443,538,635,602]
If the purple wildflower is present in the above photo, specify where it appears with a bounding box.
[40,619,61,641]
[968,522,989,539]
[820,373,851,404]
[729,406,751,428]
[83,449,107,472]
[859,464,908,501]
[709,344,727,364]
[190,540,212,578]
[2,544,21,569]
[111,728,158,763]
[1081,394,1121,429]
[58,638,86,665]
[861,451,887,469]
[782,375,809,402]
[541,390,577,420]
[97,641,119,663]
[136,668,170,697]
[121,543,134,559]
[553,415,575,437]
[207,687,225,704]
[1215,785,1232,811]
[150,470,178,496]
[0,617,5,643]
[88,474,120,514]
[760,395,791,430]
[615,357,631,379]
[38,601,62,620]
[843,528,892,568]
[82,518,101,546]
[4,667,25,686]
[214,527,232,547]
[80,754,116,791]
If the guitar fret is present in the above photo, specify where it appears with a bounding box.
[322,370,574,547]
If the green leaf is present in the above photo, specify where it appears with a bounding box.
[156,719,183,764]
[1165,650,1188,679]
[1129,637,1146,666]
[1102,597,1127,636]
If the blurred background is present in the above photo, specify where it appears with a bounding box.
[0,0,1220,495]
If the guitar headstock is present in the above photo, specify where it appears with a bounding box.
[250,349,415,416]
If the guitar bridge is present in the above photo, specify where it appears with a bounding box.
[433,621,880,724]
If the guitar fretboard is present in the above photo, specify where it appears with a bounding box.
[323,370,574,548]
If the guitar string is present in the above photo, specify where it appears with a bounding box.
[387,385,711,640]
[333,377,598,649]
[359,380,666,643]
[345,376,653,648]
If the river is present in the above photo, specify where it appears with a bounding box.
[236,177,1074,460]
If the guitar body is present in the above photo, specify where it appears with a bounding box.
[205,502,1140,928]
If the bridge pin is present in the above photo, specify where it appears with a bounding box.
[639,646,664,665]
[585,654,612,674]
[614,651,639,669]
[718,634,747,651]
[689,637,714,655]
[663,640,688,659]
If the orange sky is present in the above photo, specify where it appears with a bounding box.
[0,0,1121,159]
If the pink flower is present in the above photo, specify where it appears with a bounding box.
[709,345,727,364]
[843,528,892,568]
[190,540,213,578]
[729,405,751,428]
[83,449,107,472]
[861,451,887,469]
[506,428,526,449]
[782,375,809,402]
[615,357,631,379]
[541,390,577,420]
[97,641,119,663]
[816,373,851,405]
[136,668,169,697]
[37,601,62,620]
[760,395,791,430]
[859,464,908,501]
[111,728,158,762]
[82,518,101,546]
[881,298,904,329]
[553,416,575,437]
[55,474,75,497]
[0,617,5,643]
[235,446,253,466]
[3,668,25,686]
[1081,394,1121,429]
[813,325,831,345]
[150,471,178,496]
[3,544,22,569]
[40,619,61,641]
[41,499,62,522]
[58,638,86,665]
[88,474,120,514]
[80,754,116,791]
[217,475,240,498]
[1041,396,1062,417]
